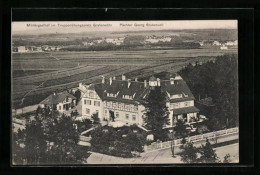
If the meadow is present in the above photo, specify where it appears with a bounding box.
[12,48,237,108]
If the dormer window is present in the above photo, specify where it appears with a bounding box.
[107,93,115,97]
[123,95,133,100]
[170,94,183,99]
[183,93,188,97]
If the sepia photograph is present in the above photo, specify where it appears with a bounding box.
[11,20,239,165]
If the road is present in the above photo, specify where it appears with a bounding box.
[86,143,239,164]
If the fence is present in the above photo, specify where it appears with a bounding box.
[144,127,239,152]
[12,105,39,116]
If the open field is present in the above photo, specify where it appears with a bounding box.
[12,48,237,108]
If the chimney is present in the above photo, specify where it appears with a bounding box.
[170,78,174,85]
[127,79,131,88]
[135,77,138,82]
[79,82,82,87]
[102,76,105,84]
[157,78,161,86]
[122,74,126,80]
[109,77,112,85]
[144,80,147,88]
[113,76,116,80]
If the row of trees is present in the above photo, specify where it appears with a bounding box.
[180,139,231,163]
[178,54,239,130]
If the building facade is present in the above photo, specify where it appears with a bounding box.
[80,74,199,127]
[40,91,76,112]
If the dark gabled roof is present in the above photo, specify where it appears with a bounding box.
[40,91,76,105]
[86,76,195,104]
[169,97,195,103]
[172,106,200,115]
[149,76,157,81]
[94,80,149,104]
[161,80,194,97]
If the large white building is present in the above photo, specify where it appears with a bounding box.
[79,74,199,127]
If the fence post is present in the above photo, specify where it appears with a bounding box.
[225,129,228,135]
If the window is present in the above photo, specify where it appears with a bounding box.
[86,108,90,114]
[89,92,94,98]
[59,106,61,110]
[107,101,112,108]
[86,100,91,105]
[184,102,190,107]
[119,103,124,110]
[105,110,107,116]
[116,112,119,118]
[112,102,117,109]
[130,105,134,111]
[134,105,138,111]
[173,103,180,109]
[84,100,86,104]
[132,115,136,121]
[125,105,129,111]
[104,101,107,107]
[96,110,99,115]
[94,101,100,106]
[125,114,129,120]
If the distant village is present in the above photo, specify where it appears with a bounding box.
[12,35,238,53]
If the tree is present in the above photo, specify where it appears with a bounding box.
[175,119,188,138]
[179,142,198,163]
[46,114,89,164]
[223,153,231,163]
[12,130,26,165]
[90,126,118,153]
[178,54,239,129]
[142,86,170,140]
[74,118,92,133]
[74,90,81,104]
[198,139,219,163]
[13,118,47,165]
[13,110,90,165]
[125,132,144,154]
[91,113,100,125]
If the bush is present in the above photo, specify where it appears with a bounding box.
[90,126,145,157]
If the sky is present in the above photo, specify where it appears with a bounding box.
[12,20,237,34]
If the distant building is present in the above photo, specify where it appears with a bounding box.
[199,41,204,46]
[220,45,228,50]
[80,74,200,127]
[225,40,238,46]
[40,91,76,112]
[83,41,94,46]
[105,38,124,45]
[17,46,27,53]
[213,41,221,46]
